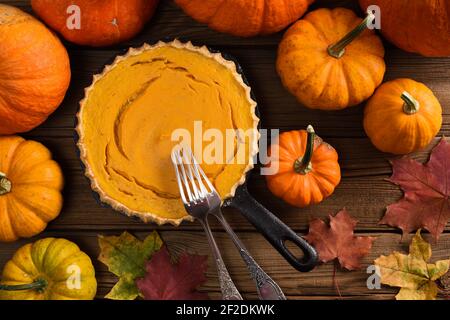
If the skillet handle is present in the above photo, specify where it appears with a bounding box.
[226,185,318,272]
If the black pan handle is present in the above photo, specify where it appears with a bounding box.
[225,185,318,272]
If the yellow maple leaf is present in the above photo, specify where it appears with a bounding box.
[374,230,449,300]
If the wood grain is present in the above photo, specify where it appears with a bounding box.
[1,231,449,299]
[0,0,449,300]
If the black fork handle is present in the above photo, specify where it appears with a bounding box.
[225,185,318,272]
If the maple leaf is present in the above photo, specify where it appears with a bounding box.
[136,246,209,300]
[304,209,376,270]
[381,137,450,240]
[375,230,449,300]
[98,231,163,300]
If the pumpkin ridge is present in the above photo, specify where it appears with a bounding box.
[208,0,229,25]
[335,61,352,107]
[310,170,335,196]
[10,244,38,276]
[44,251,88,280]
[49,279,94,299]
[9,161,62,188]
[0,92,50,118]
[343,38,384,59]
[0,137,23,174]
[304,9,335,43]
[7,143,52,178]
[9,192,56,223]
[296,60,334,105]
[2,198,17,240]
[317,62,349,107]
[7,195,48,238]
[33,238,58,273]
[258,0,268,34]
[281,172,302,201]
[4,197,19,241]
[3,260,34,282]
[291,59,332,101]
[343,58,377,104]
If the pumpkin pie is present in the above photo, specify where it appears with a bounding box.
[76,40,259,225]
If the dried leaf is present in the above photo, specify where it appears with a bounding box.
[381,138,450,240]
[98,231,163,300]
[375,230,450,300]
[136,246,209,300]
[304,209,375,270]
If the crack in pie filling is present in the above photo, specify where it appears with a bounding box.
[77,41,259,225]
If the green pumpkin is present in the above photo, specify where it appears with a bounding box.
[0,238,97,300]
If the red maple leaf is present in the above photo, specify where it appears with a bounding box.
[304,209,375,270]
[381,137,450,240]
[136,246,209,300]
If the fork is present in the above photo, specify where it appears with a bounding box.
[172,146,286,300]
[171,146,242,300]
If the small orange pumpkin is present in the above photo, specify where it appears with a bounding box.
[31,0,159,47]
[277,8,385,110]
[0,4,71,135]
[175,0,314,37]
[266,126,341,208]
[364,79,443,155]
[0,136,64,242]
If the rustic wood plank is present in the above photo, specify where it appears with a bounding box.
[1,231,449,299]
[2,0,450,300]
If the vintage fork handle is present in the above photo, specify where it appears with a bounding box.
[199,219,243,300]
[213,211,286,300]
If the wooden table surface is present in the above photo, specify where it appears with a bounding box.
[1,0,450,300]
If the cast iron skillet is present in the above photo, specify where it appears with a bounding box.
[76,39,318,272]
[217,49,318,273]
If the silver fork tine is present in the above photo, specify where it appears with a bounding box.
[191,152,216,193]
[171,153,187,204]
[187,148,209,195]
[181,148,202,199]
[172,148,194,203]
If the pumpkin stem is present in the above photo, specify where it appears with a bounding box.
[294,125,315,175]
[401,91,420,115]
[328,11,376,59]
[0,278,47,292]
[0,172,11,195]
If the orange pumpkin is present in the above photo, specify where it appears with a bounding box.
[0,4,71,135]
[31,0,159,47]
[266,126,341,208]
[364,79,442,155]
[175,0,314,37]
[360,0,450,57]
[277,8,386,110]
[0,136,64,242]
